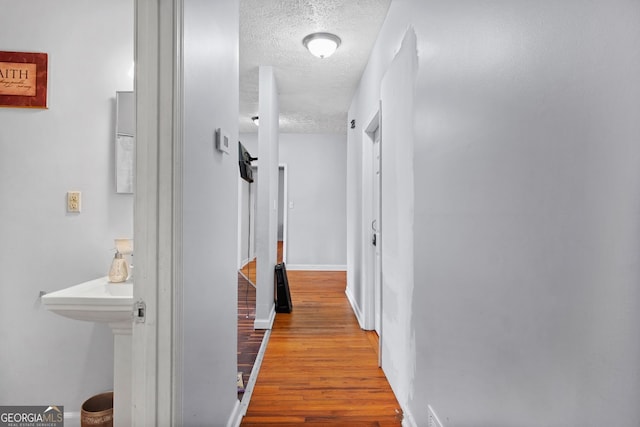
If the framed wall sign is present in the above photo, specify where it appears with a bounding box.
[0,51,48,109]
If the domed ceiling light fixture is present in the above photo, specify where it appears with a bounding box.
[302,32,341,59]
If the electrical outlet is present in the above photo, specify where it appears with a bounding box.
[67,191,81,213]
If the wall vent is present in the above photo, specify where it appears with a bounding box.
[428,405,444,427]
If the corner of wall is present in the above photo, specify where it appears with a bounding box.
[401,406,418,427]
[226,399,243,427]
[254,304,275,330]
[345,286,366,329]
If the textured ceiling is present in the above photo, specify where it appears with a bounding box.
[239,0,391,134]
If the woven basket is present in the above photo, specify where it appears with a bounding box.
[81,391,114,427]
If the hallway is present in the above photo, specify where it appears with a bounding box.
[241,270,402,426]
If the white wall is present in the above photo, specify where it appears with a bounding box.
[182,0,239,423]
[240,132,347,270]
[0,0,133,414]
[346,4,406,324]
[379,28,417,408]
[280,133,347,270]
[349,0,640,426]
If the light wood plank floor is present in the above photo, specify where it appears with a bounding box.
[238,272,265,398]
[238,241,283,397]
[241,270,403,426]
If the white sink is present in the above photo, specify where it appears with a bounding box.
[42,276,134,426]
[42,276,133,324]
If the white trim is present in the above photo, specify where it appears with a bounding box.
[427,405,444,427]
[169,1,184,422]
[226,400,243,427]
[132,0,183,425]
[345,287,368,329]
[401,405,418,427]
[361,108,381,332]
[254,304,276,330]
[286,264,347,271]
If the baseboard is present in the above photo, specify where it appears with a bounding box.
[239,257,256,270]
[254,304,275,330]
[286,264,347,271]
[226,399,243,427]
[64,411,80,427]
[345,286,367,329]
[401,405,418,427]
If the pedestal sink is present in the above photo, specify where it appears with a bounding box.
[42,277,133,427]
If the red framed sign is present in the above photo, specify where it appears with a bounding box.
[0,51,48,109]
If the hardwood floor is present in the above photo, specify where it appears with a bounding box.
[240,259,257,284]
[238,241,284,398]
[238,272,265,399]
[241,271,403,426]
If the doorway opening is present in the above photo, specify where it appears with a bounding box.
[366,113,382,337]
[363,108,382,366]
[239,164,287,283]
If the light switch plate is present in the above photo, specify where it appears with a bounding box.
[215,128,230,154]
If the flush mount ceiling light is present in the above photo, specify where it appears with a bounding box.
[302,32,341,59]
[251,116,259,126]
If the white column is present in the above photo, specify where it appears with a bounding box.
[110,322,132,427]
[254,66,280,329]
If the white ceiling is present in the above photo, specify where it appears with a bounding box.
[239,0,392,134]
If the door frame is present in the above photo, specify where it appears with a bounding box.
[363,107,382,341]
[246,163,288,265]
[132,0,183,424]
